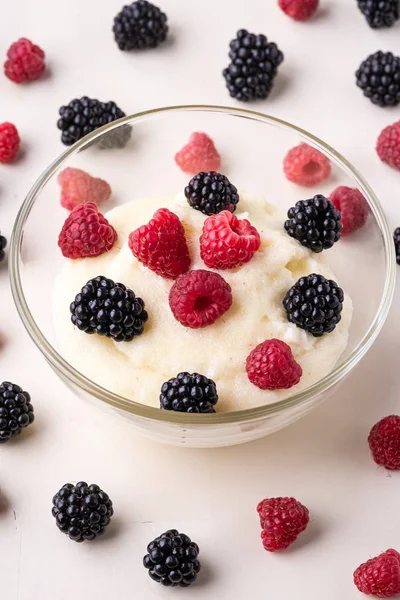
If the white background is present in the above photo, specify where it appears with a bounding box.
[1,0,400,598]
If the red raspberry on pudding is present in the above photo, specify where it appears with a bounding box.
[354,549,400,598]
[283,143,331,186]
[200,210,261,270]
[246,339,302,390]
[175,132,221,174]
[129,208,190,279]
[257,497,310,552]
[4,38,45,83]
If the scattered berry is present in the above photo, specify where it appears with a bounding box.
[0,381,34,444]
[0,232,6,262]
[354,549,400,598]
[356,51,400,107]
[394,227,400,265]
[129,208,190,279]
[0,122,20,163]
[175,132,221,174]
[223,29,284,101]
[113,0,168,50]
[160,372,218,413]
[58,202,117,259]
[4,38,45,83]
[185,171,239,216]
[57,97,129,146]
[376,121,400,171]
[200,210,261,270]
[257,497,309,552]
[169,269,232,329]
[143,529,201,587]
[52,482,114,542]
[368,415,400,470]
[246,339,302,390]
[283,143,331,186]
[357,0,399,28]
[278,0,319,21]
[70,276,148,342]
[285,195,342,252]
[57,168,112,211]
[329,186,369,235]
[283,273,344,337]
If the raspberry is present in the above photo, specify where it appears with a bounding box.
[377,121,400,171]
[4,38,45,83]
[278,0,319,21]
[57,168,112,211]
[169,270,232,329]
[246,339,302,390]
[354,549,400,598]
[0,122,20,163]
[129,208,190,279]
[283,143,331,186]
[175,132,221,174]
[58,202,117,259]
[257,497,309,552]
[329,186,370,235]
[200,210,261,270]
[368,415,400,470]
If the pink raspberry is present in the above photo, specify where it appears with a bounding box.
[169,269,232,328]
[257,497,310,552]
[278,0,319,21]
[368,415,400,470]
[283,143,331,186]
[175,132,221,174]
[129,208,191,279]
[58,202,117,259]
[57,168,112,211]
[0,122,20,163]
[376,121,400,171]
[200,210,261,270]
[354,549,400,598]
[4,38,45,83]
[329,186,369,235]
[246,339,302,390]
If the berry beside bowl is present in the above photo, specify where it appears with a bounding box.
[9,106,395,447]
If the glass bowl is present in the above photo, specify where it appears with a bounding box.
[9,105,395,448]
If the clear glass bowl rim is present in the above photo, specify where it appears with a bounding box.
[9,104,396,425]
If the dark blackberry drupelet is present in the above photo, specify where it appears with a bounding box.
[184,171,239,216]
[394,227,400,264]
[143,529,201,587]
[113,0,168,50]
[0,382,34,443]
[223,29,284,101]
[70,276,148,342]
[283,274,344,337]
[160,372,218,413]
[356,51,400,107]
[57,97,130,147]
[284,195,342,253]
[357,0,399,28]
[52,482,113,542]
[0,232,6,262]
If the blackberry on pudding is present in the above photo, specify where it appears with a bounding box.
[160,372,218,413]
[284,195,342,252]
[184,171,239,215]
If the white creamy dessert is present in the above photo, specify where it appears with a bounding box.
[52,192,352,412]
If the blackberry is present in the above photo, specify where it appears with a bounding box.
[223,29,284,101]
[394,227,400,264]
[0,232,6,262]
[160,372,218,413]
[113,0,168,50]
[143,529,201,587]
[184,171,239,216]
[357,0,399,28]
[52,482,113,542]
[356,51,400,107]
[0,381,34,443]
[70,276,148,342]
[283,274,344,337]
[57,97,131,147]
[284,195,342,253]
